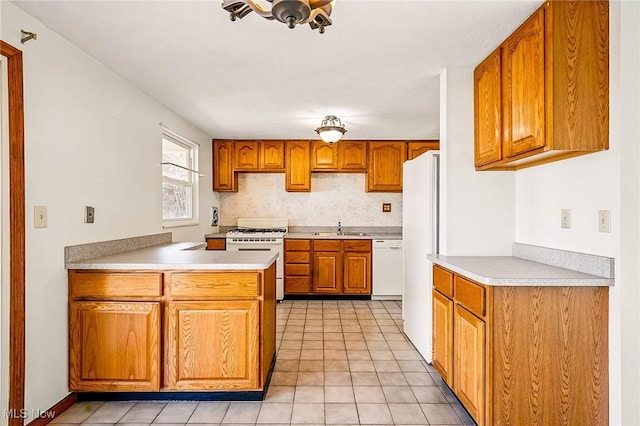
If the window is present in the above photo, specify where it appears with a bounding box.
[162,127,199,227]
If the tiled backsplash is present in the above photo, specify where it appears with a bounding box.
[219,173,403,226]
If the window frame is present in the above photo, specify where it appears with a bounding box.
[161,126,200,228]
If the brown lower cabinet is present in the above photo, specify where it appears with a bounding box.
[68,265,276,392]
[205,237,226,250]
[432,264,609,426]
[284,238,371,295]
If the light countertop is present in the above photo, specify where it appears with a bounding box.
[66,242,278,271]
[428,254,613,287]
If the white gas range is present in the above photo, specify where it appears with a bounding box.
[226,218,288,301]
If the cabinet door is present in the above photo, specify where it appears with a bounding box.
[313,252,342,293]
[367,142,407,192]
[259,140,285,170]
[343,251,371,294]
[454,305,485,425]
[165,300,259,390]
[206,238,226,250]
[339,141,367,170]
[311,141,339,170]
[285,140,311,192]
[212,140,237,192]
[432,290,453,387]
[407,141,439,160]
[474,48,503,167]
[234,141,260,170]
[69,301,160,391]
[502,9,545,158]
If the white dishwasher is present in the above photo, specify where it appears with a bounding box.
[372,239,403,300]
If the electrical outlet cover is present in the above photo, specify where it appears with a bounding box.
[85,206,95,223]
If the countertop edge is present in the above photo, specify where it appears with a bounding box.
[66,242,278,271]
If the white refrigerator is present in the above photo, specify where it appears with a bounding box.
[402,150,439,363]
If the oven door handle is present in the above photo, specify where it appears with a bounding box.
[236,248,272,251]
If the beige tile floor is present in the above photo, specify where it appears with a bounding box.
[52,300,475,425]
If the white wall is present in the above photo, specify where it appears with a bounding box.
[513,2,639,423]
[439,68,515,256]
[1,3,218,420]
[219,173,402,227]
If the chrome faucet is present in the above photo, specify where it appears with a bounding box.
[337,221,343,235]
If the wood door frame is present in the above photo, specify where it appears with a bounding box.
[1,40,26,426]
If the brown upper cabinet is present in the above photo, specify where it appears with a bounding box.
[474,1,609,170]
[367,141,407,192]
[213,140,285,191]
[235,140,285,171]
[311,141,339,171]
[474,48,503,167]
[311,141,368,171]
[260,140,285,170]
[212,140,237,192]
[285,140,311,192]
[234,141,260,170]
[407,141,439,160]
[340,141,368,170]
[214,139,435,193]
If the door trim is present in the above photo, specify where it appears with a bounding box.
[1,40,26,426]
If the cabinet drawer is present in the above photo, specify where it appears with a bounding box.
[433,266,454,298]
[285,264,311,276]
[313,240,341,252]
[285,252,310,264]
[285,276,311,293]
[169,272,259,299]
[206,238,226,250]
[343,240,371,252]
[285,239,311,251]
[69,271,163,299]
[454,276,486,317]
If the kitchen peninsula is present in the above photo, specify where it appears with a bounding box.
[65,234,277,398]
[429,244,614,426]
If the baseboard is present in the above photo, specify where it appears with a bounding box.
[26,393,77,426]
[76,391,265,402]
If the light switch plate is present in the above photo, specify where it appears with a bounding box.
[34,205,47,228]
[84,206,95,223]
[598,210,611,233]
[561,209,571,229]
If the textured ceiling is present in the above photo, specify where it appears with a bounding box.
[13,0,541,140]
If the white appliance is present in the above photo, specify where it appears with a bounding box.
[226,218,288,301]
[402,151,439,363]
[372,239,403,300]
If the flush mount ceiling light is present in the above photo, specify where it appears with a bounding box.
[222,0,334,34]
[315,115,347,143]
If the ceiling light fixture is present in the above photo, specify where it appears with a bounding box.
[222,0,334,34]
[315,115,346,143]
